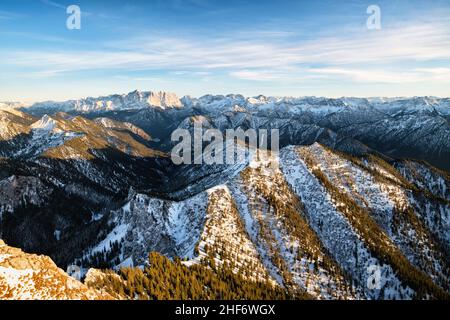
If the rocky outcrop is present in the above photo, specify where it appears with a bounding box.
[0,240,113,300]
[0,176,52,219]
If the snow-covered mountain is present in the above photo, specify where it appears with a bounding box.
[72,145,449,299]
[27,90,183,114]
[23,91,450,171]
[1,91,449,299]
[0,102,25,110]
[0,239,112,300]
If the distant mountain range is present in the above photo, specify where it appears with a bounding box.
[0,90,449,299]
[16,91,450,171]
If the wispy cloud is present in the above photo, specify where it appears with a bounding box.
[413,67,450,81]
[0,31,88,45]
[40,0,66,10]
[40,0,96,17]
[2,19,450,86]
[230,70,284,81]
[307,68,424,84]
[161,0,214,11]
[0,10,26,20]
[113,75,169,83]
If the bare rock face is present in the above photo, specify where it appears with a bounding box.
[0,240,113,300]
[84,268,127,300]
[0,176,52,218]
[146,91,183,109]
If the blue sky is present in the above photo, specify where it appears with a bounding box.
[0,0,449,102]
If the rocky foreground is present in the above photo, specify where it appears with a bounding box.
[0,239,112,300]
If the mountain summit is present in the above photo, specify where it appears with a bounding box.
[26,90,183,114]
[0,239,113,300]
[0,91,449,300]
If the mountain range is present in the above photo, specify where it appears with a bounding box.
[0,90,449,300]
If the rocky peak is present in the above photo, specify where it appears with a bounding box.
[145,91,183,109]
[0,240,113,300]
[30,114,57,131]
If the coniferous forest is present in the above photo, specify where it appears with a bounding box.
[87,252,311,300]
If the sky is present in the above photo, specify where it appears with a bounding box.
[0,0,449,102]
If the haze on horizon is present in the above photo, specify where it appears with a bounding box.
[0,0,449,103]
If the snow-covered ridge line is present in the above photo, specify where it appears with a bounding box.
[0,239,113,300]
[279,145,415,299]
[18,91,450,115]
[25,90,183,113]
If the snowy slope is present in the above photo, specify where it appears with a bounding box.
[279,146,415,299]
[1,94,449,299]
[72,145,449,299]
[0,239,112,300]
[26,90,183,114]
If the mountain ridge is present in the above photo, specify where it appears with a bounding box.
[0,239,113,300]
[0,92,449,300]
